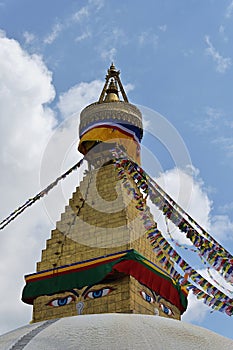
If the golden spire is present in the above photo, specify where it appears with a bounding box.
[98,63,129,103]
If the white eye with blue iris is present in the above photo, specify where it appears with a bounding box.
[140,291,154,304]
[48,295,75,307]
[85,288,112,299]
[160,303,173,316]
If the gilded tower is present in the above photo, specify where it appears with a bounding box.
[22,64,188,323]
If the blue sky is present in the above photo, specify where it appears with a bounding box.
[0,0,233,340]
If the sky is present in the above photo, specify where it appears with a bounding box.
[0,0,233,340]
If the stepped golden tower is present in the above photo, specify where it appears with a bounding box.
[22,64,188,323]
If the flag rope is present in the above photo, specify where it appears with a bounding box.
[0,157,84,230]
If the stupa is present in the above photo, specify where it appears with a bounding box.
[1,64,232,349]
[21,63,187,322]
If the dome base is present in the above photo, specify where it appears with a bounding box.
[1,314,232,350]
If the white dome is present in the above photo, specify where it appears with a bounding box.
[0,314,232,350]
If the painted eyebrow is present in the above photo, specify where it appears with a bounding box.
[81,284,113,296]
[81,285,96,296]
[67,289,79,297]
[151,290,159,301]
[139,282,158,301]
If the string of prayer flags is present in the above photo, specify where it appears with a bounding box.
[112,148,233,285]
[112,148,233,316]
[0,158,84,230]
[164,216,197,253]
[146,214,233,316]
[207,268,233,295]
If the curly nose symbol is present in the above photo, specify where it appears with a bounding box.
[76,301,84,315]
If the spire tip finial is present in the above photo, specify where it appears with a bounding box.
[108,62,118,76]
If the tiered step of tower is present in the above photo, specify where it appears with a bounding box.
[37,164,167,271]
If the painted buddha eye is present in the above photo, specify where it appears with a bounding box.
[85,287,112,299]
[140,291,154,304]
[47,295,75,307]
[160,303,173,316]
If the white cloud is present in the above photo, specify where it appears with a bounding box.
[205,106,222,122]
[225,1,233,18]
[39,118,87,227]
[204,35,231,73]
[0,28,6,37]
[212,136,233,158]
[98,27,128,63]
[101,47,117,62]
[210,215,233,243]
[23,31,36,44]
[0,36,56,168]
[0,33,57,334]
[75,30,91,42]
[88,0,104,11]
[182,293,209,323]
[158,24,167,32]
[191,106,233,159]
[111,28,126,41]
[44,23,63,45]
[219,25,228,42]
[72,6,89,22]
[138,32,146,45]
[156,167,211,228]
[42,5,91,46]
[219,25,224,34]
[124,83,135,95]
[58,80,103,119]
[219,201,233,214]
[194,107,223,133]
[138,31,159,49]
[42,1,103,46]
[205,267,233,295]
